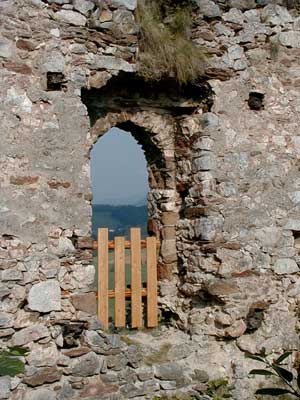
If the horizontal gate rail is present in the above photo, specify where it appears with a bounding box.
[97,227,158,329]
[92,239,160,250]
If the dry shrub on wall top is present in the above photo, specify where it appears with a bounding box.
[136,0,208,85]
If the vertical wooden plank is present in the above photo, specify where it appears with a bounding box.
[98,228,109,329]
[130,227,142,328]
[147,236,158,327]
[115,236,126,327]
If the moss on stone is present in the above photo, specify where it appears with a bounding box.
[144,342,172,365]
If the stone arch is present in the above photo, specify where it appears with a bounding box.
[82,73,214,320]
[87,110,179,285]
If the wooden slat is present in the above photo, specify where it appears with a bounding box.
[114,236,125,327]
[95,288,149,298]
[98,228,109,329]
[146,237,158,327]
[92,239,160,250]
[130,227,142,328]
[108,288,147,298]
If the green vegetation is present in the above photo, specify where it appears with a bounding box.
[136,0,207,85]
[248,351,300,398]
[151,379,232,400]
[206,379,233,400]
[0,346,29,377]
[92,204,147,239]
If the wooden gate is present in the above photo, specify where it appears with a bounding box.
[96,227,159,329]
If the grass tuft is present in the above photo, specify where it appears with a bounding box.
[136,0,207,85]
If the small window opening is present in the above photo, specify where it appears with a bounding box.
[292,230,300,249]
[248,91,265,111]
[47,72,66,91]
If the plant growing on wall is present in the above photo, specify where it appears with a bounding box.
[248,351,300,398]
[206,378,233,399]
[0,346,29,377]
[136,0,207,85]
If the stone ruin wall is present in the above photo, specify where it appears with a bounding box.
[2,0,300,399]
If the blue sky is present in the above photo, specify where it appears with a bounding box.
[91,128,149,205]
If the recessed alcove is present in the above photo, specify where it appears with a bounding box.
[82,72,214,310]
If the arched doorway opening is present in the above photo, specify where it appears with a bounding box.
[81,71,213,323]
[91,127,149,240]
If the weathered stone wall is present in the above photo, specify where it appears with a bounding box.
[2,0,300,399]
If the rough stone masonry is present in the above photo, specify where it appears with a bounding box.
[1,0,300,398]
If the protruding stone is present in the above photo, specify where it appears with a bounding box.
[194,369,209,383]
[161,212,179,226]
[273,258,299,275]
[284,219,300,230]
[88,71,111,89]
[288,191,300,205]
[93,55,135,72]
[62,346,91,358]
[0,313,13,328]
[261,4,293,26]
[71,292,97,315]
[0,328,14,337]
[73,0,94,16]
[279,31,300,48]
[0,40,13,59]
[111,0,137,11]
[223,8,244,25]
[192,154,216,172]
[196,0,221,18]
[0,287,10,300]
[47,0,70,3]
[55,10,87,26]
[24,388,56,400]
[206,280,239,298]
[237,335,257,354]
[229,0,256,10]
[154,362,183,381]
[113,9,138,35]
[28,281,61,312]
[49,237,75,257]
[160,239,177,263]
[26,342,58,367]
[1,267,23,281]
[71,352,101,376]
[24,367,62,387]
[254,227,281,247]
[0,376,10,399]
[194,217,220,241]
[80,376,119,398]
[84,330,105,349]
[12,324,50,346]
[225,320,247,338]
[40,50,65,73]
[14,310,39,329]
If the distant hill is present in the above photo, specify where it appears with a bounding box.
[92,204,148,239]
